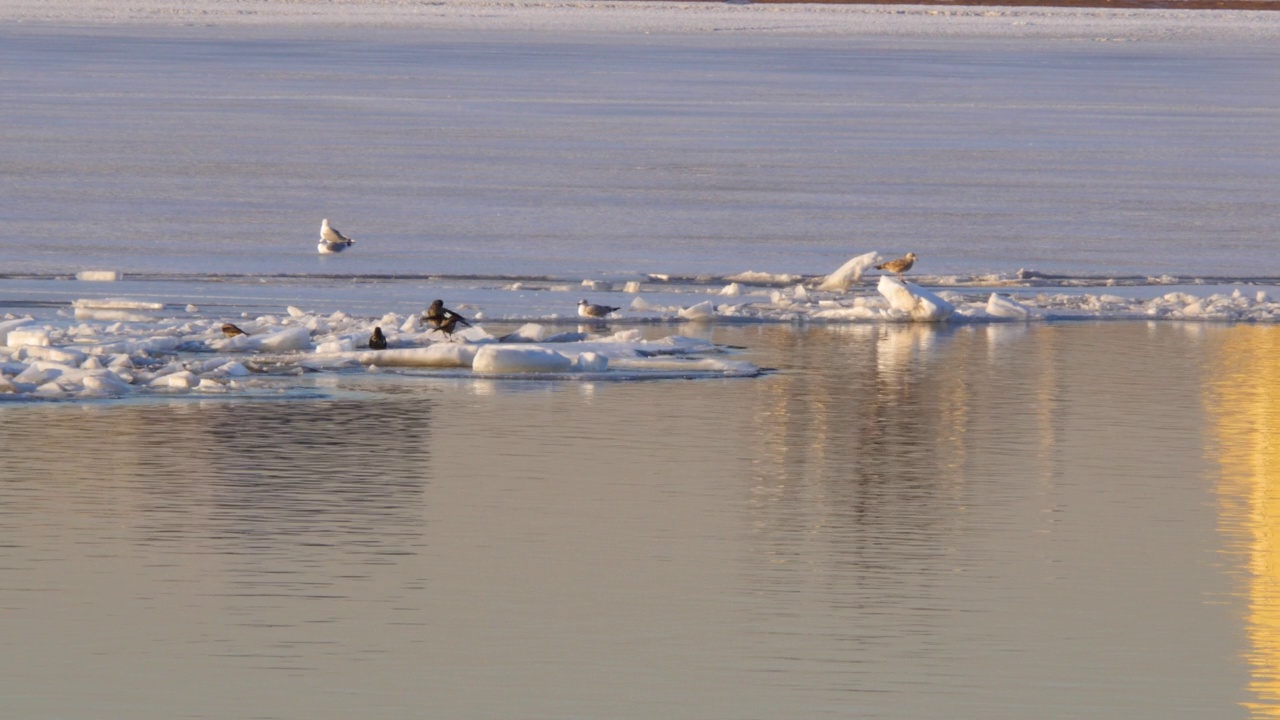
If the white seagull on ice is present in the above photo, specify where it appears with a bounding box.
[317,218,355,254]
[578,299,620,319]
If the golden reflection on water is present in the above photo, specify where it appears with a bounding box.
[1208,325,1280,718]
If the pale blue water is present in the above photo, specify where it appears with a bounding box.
[2,25,1278,280]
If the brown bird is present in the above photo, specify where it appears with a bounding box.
[424,299,472,340]
[368,326,387,350]
[875,252,917,280]
[221,323,249,337]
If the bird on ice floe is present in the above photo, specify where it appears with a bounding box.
[424,299,471,340]
[578,299,620,319]
[221,323,249,337]
[368,326,387,350]
[875,252,917,280]
[317,218,355,254]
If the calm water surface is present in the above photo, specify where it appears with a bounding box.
[2,322,1276,718]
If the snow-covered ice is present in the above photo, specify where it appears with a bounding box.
[818,252,882,292]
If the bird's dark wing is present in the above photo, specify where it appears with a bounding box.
[444,309,471,327]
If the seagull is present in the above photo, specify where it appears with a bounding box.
[317,218,355,254]
[368,326,387,350]
[424,299,471,340]
[875,252,917,280]
[578,299,620,319]
[221,323,249,337]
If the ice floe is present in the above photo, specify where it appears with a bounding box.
[5,255,1280,401]
[0,298,762,400]
[817,251,881,292]
[75,270,121,282]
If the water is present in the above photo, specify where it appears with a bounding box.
[2,25,1278,278]
[2,322,1277,718]
[4,17,1280,719]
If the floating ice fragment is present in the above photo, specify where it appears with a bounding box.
[74,298,164,311]
[678,301,717,321]
[817,251,880,292]
[82,372,132,395]
[986,293,1034,319]
[74,308,155,322]
[287,306,307,318]
[197,378,227,393]
[0,317,34,338]
[216,361,251,377]
[20,345,86,365]
[315,338,356,354]
[629,296,661,312]
[256,326,313,352]
[359,345,477,368]
[812,305,889,321]
[877,276,953,322]
[582,280,613,292]
[500,324,547,343]
[574,352,609,372]
[152,371,200,389]
[7,328,50,348]
[623,281,643,294]
[794,284,810,303]
[719,283,743,297]
[473,346,573,374]
[36,380,69,395]
[186,304,200,313]
[76,270,120,282]
[13,363,56,386]
[726,271,802,285]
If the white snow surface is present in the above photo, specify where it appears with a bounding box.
[818,251,883,292]
[5,0,1280,42]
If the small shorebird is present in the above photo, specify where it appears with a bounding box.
[578,299,620,319]
[875,252,917,280]
[221,323,249,337]
[424,299,471,340]
[368,326,387,350]
[317,218,355,254]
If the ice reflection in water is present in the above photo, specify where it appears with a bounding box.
[0,323,1268,718]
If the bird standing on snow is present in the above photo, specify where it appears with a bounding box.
[221,323,249,337]
[368,326,387,350]
[875,252,917,280]
[424,299,471,340]
[317,218,356,254]
[578,299,620,319]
